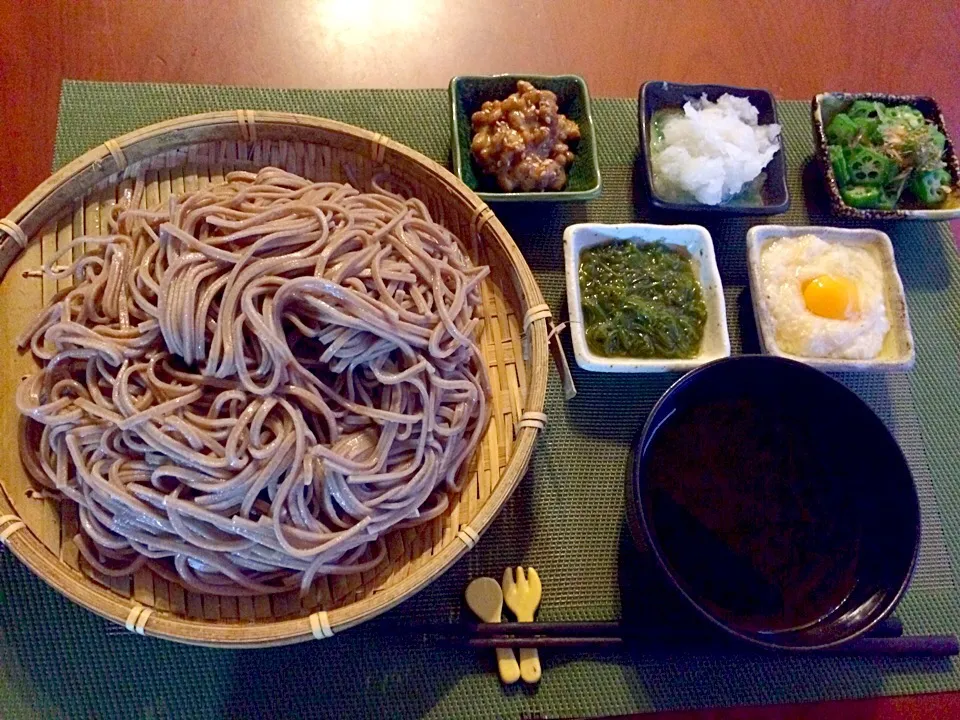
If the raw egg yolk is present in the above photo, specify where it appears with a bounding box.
[802,275,859,320]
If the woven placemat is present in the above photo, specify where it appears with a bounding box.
[0,80,958,720]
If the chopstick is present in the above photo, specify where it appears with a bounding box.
[471,621,624,637]
[464,632,959,657]
[468,617,903,639]
[462,616,904,640]
[388,616,958,657]
[469,636,624,648]
[830,635,959,656]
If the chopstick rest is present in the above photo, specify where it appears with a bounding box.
[465,578,520,684]
[502,567,543,684]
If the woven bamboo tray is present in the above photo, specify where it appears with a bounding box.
[0,111,551,648]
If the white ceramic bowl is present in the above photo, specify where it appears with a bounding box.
[745,225,915,372]
[563,223,731,372]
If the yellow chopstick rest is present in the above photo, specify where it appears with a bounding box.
[502,567,542,684]
[465,577,521,685]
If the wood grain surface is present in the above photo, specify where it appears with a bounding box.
[1,0,959,717]
[3,0,960,217]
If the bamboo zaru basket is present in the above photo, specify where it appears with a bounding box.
[0,111,552,647]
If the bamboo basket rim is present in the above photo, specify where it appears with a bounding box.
[0,110,550,648]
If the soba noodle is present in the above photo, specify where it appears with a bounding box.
[16,166,491,597]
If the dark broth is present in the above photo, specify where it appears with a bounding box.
[642,396,861,634]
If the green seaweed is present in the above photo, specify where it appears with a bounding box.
[579,241,707,359]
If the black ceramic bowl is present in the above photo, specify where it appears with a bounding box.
[626,356,920,650]
[638,80,790,215]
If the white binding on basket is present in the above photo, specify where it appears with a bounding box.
[124,603,153,635]
[0,514,25,545]
[370,133,389,164]
[309,611,334,640]
[517,411,548,431]
[102,139,128,171]
[456,524,481,550]
[237,110,257,142]
[470,205,495,241]
[0,218,28,250]
[522,303,552,333]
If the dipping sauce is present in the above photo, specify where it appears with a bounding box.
[642,393,861,633]
[579,241,706,359]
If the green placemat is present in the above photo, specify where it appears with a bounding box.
[1,80,959,720]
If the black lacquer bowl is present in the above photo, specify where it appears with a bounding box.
[626,356,920,650]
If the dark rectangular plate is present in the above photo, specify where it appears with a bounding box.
[812,92,960,221]
[638,80,790,215]
[449,74,602,202]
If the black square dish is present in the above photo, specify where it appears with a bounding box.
[449,74,601,202]
[638,80,790,215]
[812,92,960,221]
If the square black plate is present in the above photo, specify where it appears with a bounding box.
[638,80,790,215]
[812,92,960,221]
[449,74,602,202]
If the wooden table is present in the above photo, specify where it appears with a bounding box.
[1,1,958,717]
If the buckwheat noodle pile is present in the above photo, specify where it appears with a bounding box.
[16,166,491,597]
